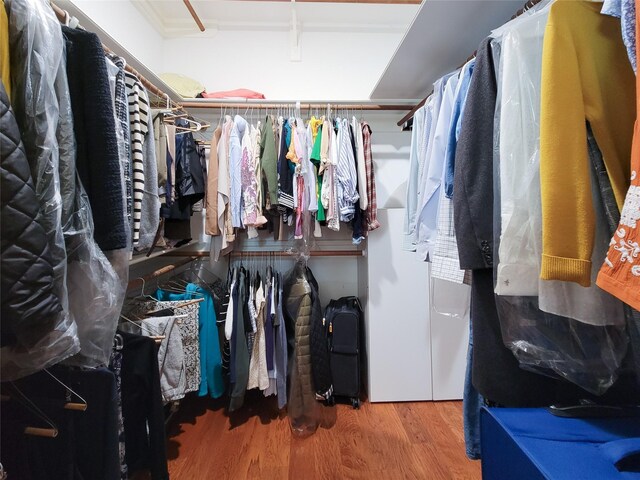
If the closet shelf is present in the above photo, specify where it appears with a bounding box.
[127,256,196,291]
[129,242,207,266]
[370,0,524,108]
[396,0,545,127]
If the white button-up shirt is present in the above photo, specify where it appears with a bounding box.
[415,72,459,261]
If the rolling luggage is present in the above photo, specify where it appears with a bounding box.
[325,296,364,409]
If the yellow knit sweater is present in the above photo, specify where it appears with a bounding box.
[540,0,635,287]
[1,0,10,100]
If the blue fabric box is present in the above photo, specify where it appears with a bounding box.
[481,407,640,479]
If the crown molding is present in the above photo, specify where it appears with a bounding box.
[133,0,413,37]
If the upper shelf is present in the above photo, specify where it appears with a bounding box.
[369,0,523,100]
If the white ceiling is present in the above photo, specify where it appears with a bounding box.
[133,0,420,37]
[370,0,524,100]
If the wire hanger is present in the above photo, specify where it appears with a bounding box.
[133,277,161,304]
[3,383,59,438]
[43,369,88,412]
[155,271,206,307]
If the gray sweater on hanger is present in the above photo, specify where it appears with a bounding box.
[137,119,161,250]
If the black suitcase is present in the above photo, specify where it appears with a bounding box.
[325,296,364,409]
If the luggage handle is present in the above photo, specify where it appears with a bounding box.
[340,296,362,313]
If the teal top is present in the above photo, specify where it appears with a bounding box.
[155,284,224,398]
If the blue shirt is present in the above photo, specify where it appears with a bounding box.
[444,59,475,198]
[403,105,426,251]
[602,0,636,72]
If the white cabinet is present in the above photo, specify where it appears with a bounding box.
[362,208,469,402]
[363,208,432,402]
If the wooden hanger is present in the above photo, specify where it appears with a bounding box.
[173,298,205,308]
[2,384,59,438]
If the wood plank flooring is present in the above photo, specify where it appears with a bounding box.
[165,393,481,480]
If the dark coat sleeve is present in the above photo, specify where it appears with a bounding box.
[453,37,497,271]
[307,268,333,399]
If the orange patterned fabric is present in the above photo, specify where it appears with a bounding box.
[596,0,640,310]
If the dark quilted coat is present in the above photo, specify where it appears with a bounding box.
[306,267,333,400]
[283,263,333,402]
[0,82,62,347]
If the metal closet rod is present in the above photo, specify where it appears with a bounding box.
[167,250,364,257]
[396,0,545,127]
[127,256,196,291]
[181,100,413,111]
[49,1,182,109]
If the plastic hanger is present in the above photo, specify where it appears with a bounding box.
[175,117,202,134]
[120,314,166,344]
[173,113,211,134]
[113,333,124,351]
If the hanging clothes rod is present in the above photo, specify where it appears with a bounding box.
[182,0,205,32]
[396,0,544,127]
[181,101,413,111]
[127,256,196,291]
[49,1,182,110]
[167,250,365,258]
[228,250,364,257]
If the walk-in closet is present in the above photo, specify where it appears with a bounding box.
[1,0,639,478]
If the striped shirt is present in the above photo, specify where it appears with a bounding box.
[230,115,246,228]
[125,72,149,245]
[336,118,359,222]
[326,124,340,232]
[108,54,132,235]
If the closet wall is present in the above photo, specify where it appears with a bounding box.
[69,0,164,72]
[162,31,408,100]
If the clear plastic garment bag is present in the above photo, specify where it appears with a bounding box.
[491,9,628,395]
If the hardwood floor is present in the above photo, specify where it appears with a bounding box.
[166,393,481,480]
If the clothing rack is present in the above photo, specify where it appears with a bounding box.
[127,256,196,291]
[396,0,544,127]
[168,250,365,257]
[49,1,182,109]
[181,100,413,111]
